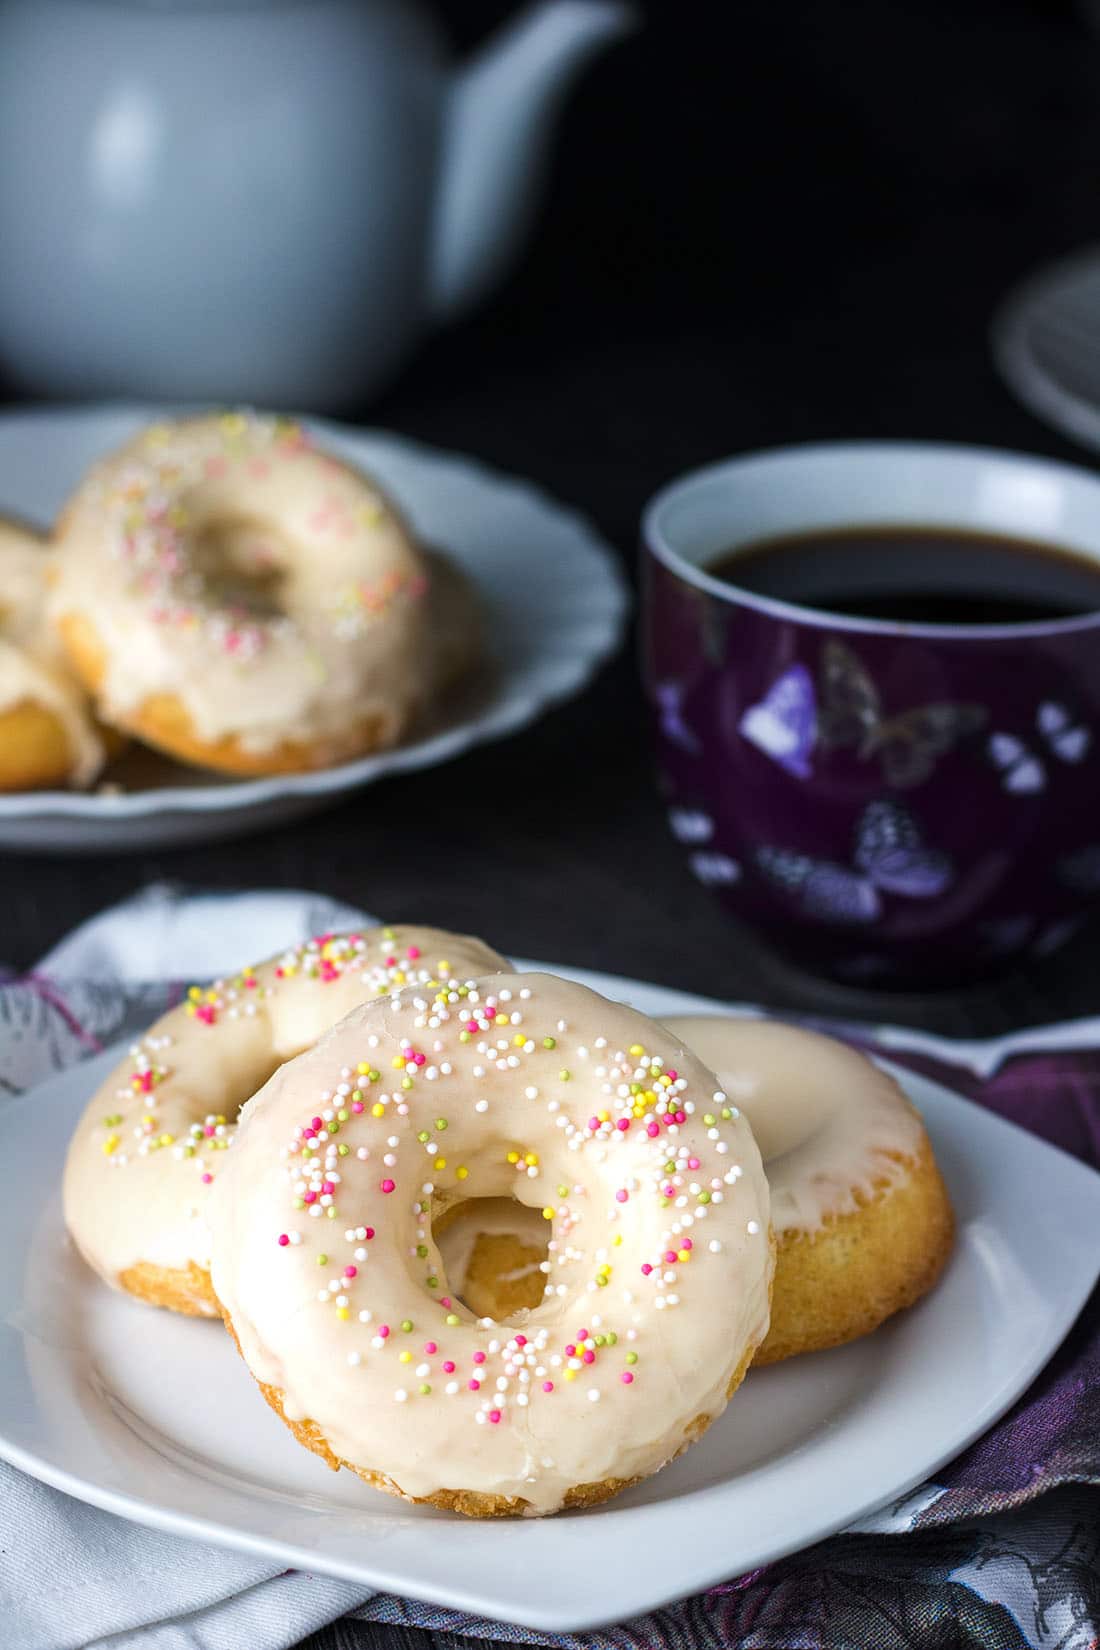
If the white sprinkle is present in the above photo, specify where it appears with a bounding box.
[587,1389,600,1402]
[348,1351,362,1367]
[394,1389,408,1403]
[747,1219,760,1235]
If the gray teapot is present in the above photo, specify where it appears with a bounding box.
[0,0,633,408]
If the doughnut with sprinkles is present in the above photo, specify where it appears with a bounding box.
[207,972,773,1516]
[63,926,507,1315]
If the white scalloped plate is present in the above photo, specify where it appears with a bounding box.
[0,406,628,852]
[1,963,1098,1632]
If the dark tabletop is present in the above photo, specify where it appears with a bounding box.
[2,3,1098,1644]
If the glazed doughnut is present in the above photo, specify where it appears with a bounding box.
[63,927,506,1316]
[207,973,773,1516]
[0,516,106,790]
[438,1017,954,1365]
[49,413,456,775]
[666,1017,953,1363]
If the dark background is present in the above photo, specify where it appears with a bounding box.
[3,0,1100,1036]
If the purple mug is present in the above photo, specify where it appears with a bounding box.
[640,441,1100,987]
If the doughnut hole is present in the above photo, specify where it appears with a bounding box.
[432,1195,549,1322]
[188,516,294,619]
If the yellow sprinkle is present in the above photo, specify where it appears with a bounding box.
[678,1248,692,1263]
[629,1044,645,1058]
[357,1062,370,1075]
[187,986,201,1001]
[524,1152,539,1167]
[399,1350,412,1363]
[564,1368,577,1382]
[336,1307,350,1321]
[438,960,450,973]
[102,1134,119,1155]
[159,1133,174,1147]
[391,1056,406,1070]
[434,1158,446,1171]
[542,1206,555,1220]
[456,1166,469,1180]
[371,1102,385,1118]
[506,1151,520,1165]
[513,1034,525,1047]
[612,1233,622,1246]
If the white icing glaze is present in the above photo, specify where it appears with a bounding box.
[0,517,105,786]
[665,1017,925,1235]
[208,973,772,1515]
[63,927,507,1304]
[49,414,435,754]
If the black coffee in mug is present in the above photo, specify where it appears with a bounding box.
[707,524,1100,625]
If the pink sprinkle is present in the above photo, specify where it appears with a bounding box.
[321,1181,335,1195]
[616,1189,628,1203]
[616,1118,630,1132]
[440,1297,453,1309]
[621,1371,634,1385]
[588,1117,600,1131]
[465,1019,479,1033]
[667,1070,678,1081]
[468,1379,481,1391]
[582,1349,595,1365]
[201,1173,213,1185]
[488,1409,501,1424]
[473,1351,486,1365]
[195,1004,215,1025]
[245,977,258,990]
[378,1325,390,1338]
[514,1334,527,1347]
[344,1266,357,1278]
[688,1157,701,1171]
[675,1109,687,1124]
[412,1052,426,1067]
[665,1251,678,1265]
[564,1343,576,1357]
[407,946,421,960]
[352,1101,364,1114]
[364,1227,375,1240]
[682,1238,693,1251]
[484,1006,497,1019]
[443,1359,455,1373]
[424,1341,437,1354]
[578,1328,588,1340]
[641,1263,653,1276]
[320,960,339,981]
[380,1178,395,1194]
[312,1117,323,1131]
[277,1234,289,1246]
[646,1121,660,1138]
[204,1124,216,1138]
[303,1190,317,1204]
[385,956,397,968]
[302,1128,316,1141]
[543,1380,554,1393]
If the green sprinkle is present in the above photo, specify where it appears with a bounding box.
[559,1069,571,1082]
[338,1143,349,1156]
[542,1036,556,1050]
[625,1351,638,1365]
[317,1254,328,1266]
[427,1275,439,1289]
[416,1244,428,1259]
[419,1384,431,1396]
[606,1332,618,1346]
[697,1191,711,1204]
[445,1312,460,1326]
[703,1113,715,1127]
[417,1131,430,1143]
[401,1319,413,1332]
[435,1118,447,1131]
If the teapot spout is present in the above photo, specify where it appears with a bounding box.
[430,1,636,321]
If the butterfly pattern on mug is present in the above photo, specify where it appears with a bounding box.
[738,662,817,779]
[654,680,701,755]
[667,806,714,844]
[987,701,1092,794]
[755,799,952,925]
[817,640,987,788]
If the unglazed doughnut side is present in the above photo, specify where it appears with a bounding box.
[0,517,106,789]
[49,413,447,775]
[753,1132,953,1364]
[63,927,508,1314]
[208,972,773,1516]
[664,1015,954,1362]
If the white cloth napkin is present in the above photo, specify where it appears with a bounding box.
[0,887,379,1650]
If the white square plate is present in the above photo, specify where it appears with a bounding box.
[1,963,1098,1633]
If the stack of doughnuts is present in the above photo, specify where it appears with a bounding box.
[64,926,954,1518]
[1,412,483,789]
